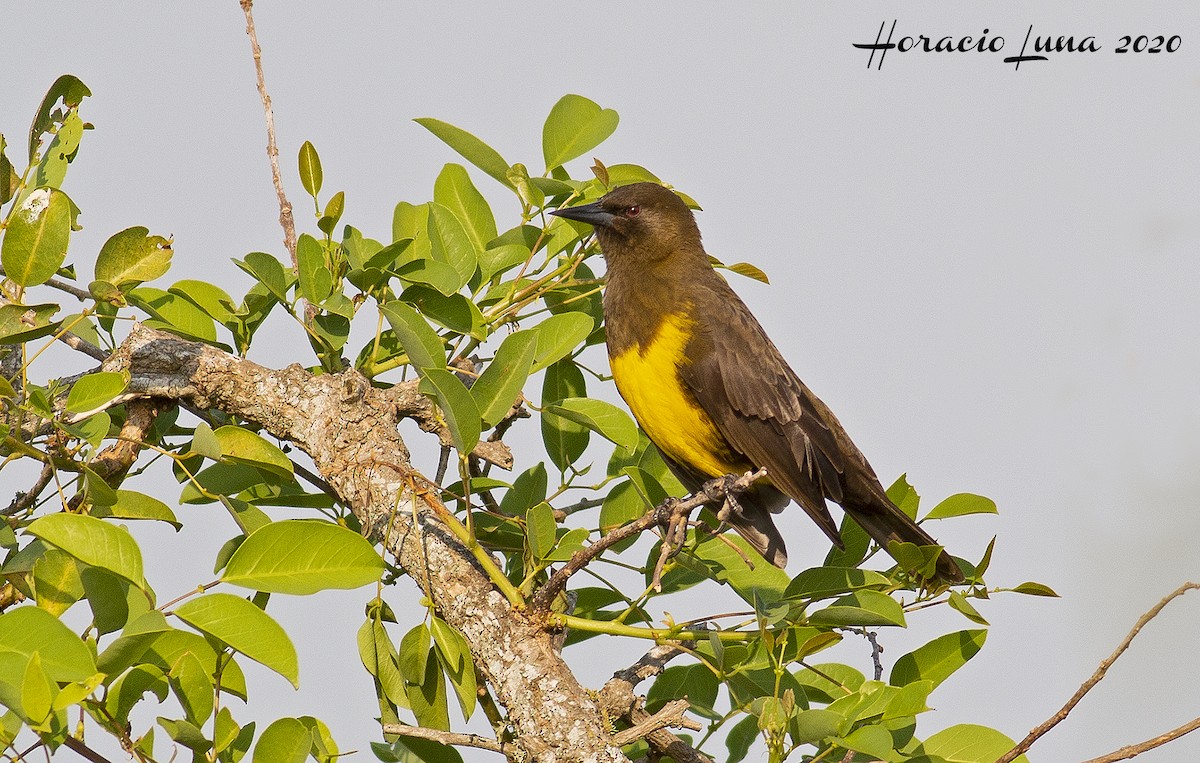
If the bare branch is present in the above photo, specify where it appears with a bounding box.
[995,582,1200,763]
[380,724,513,757]
[1080,715,1200,763]
[3,462,54,516]
[238,0,298,271]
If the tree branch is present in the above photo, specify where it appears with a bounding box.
[1080,715,1200,763]
[530,469,767,614]
[238,0,298,271]
[103,324,626,762]
[995,581,1200,763]
[380,724,514,758]
[610,699,700,746]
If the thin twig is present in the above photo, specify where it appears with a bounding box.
[379,724,511,756]
[3,462,54,516]
[1080,715,1200,763]
[61,736,116,763]
[994,582,1200,763]
[529,469,766,614]
[239,0,299,274]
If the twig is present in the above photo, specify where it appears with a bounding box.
[611,698,700,746]
[3,462,54,516]
[994,582,1200,763]
[1080,715,1200,763]
[529,469,767,614]
[379,724,512,757]
[61,736,116,763]
[59,330,108,361]
[239,0,299,274]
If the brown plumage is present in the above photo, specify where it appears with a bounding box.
[551,182,962,583]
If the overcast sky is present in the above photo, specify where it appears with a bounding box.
[5,3,1200,762]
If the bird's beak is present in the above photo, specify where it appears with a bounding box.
[550,201,615,228]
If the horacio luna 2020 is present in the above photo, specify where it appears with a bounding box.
[854,20,1182,70]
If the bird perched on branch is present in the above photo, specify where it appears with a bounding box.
[551,182,962,584]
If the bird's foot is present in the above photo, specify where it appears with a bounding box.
[652,498,696,592]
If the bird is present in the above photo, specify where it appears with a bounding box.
[550,182,963,584]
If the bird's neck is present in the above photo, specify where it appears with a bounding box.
[602,256,697,357]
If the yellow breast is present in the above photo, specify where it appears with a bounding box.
[609,312,748,479]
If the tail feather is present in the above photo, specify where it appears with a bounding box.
[725,507,788,568]
[844,499,963,583]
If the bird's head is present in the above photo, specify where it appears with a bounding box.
[550,182,702,264]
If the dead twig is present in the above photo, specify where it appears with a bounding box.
[994,581,1200,763]
[1080,715,1200,763]
[380,723,513,759]
[611,698,700,746]
[239,0,302,314]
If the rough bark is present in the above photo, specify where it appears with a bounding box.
[103,324,627,763]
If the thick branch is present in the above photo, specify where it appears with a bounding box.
[104,325,625,762]
[995,582,1200,763]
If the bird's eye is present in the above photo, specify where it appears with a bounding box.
[626,205,640,217]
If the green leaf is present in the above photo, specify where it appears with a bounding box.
[924,493,998,520]
[93,490,181,529]
[168,650,213,725]
[94,226,173,288]
[253,717,313,763]
[296,233,333,304]
[471,330,537,427]
[21,652,54,727]
[32,549,84,616]
[2,187,71,286]
[402,286,484,338]
[158,717,211,753]
[168,280,236,325]
[890,629,987,688]
[26,514,144,586]
[380,301,446,370]
[531,312,594,372]
[433,164,497,255]
[541,360,589,471]
[725,714,759,763]
[397,623,431,685]
[0,607,97,681]
[947,591,989,625]
[478,243,530,283]
[65,371,129,415]
[809,590,906,627]
[359,618,409,710]
[525,502,557,560]
[784,567,891,601]
[918,724,1028,763]
[394,257,463,297]
[405,649,450,732]
[299,141,322,198]
[222,520,384,595]
[427,203,478,284]
[886,474,921,519]
[414,118,513,189]
[214,426,294,478]
[236,252,291,304]
[174,593,299,688]
[0,303,60,343]
[838,725,893,760]
[28,75,90,157]
[543,398,637,451]
[129,287,218,343]
[418,368,481,454]
[1010,581,1059,597]
[220,495,272,535]
[646,664,719,717]
[429,617,476,720]
[790,708,843,744]
[542,95,619,171]
[725,261,770,284]
[373,736,464,763]
[499,463,547,517]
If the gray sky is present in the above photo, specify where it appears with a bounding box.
[5,3,1200,762]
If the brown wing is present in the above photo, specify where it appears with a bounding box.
[678,278,853,546]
